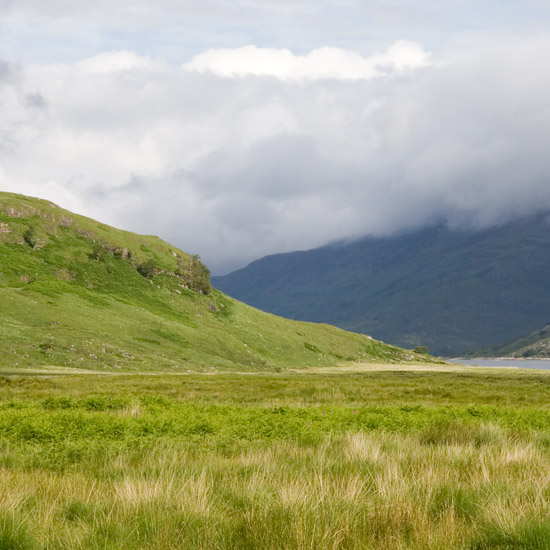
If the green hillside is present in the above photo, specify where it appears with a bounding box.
[0,192,424,372]
[476,324,550,358]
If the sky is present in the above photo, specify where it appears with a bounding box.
[1,1,550,273]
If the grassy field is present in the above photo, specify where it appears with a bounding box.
[2,367,550,549]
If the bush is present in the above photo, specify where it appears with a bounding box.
[189,255,211,294]
[23,227,38,249]
[90,243,106,261]
[137,259,158,278]
[174,255,211,294]
[414,345,430,355]
[304,342,321,353]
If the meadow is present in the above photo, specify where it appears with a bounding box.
[2,366,550,549]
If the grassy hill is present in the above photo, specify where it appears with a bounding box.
[0,192,424,372]
[475,323,550,358]
[213,214,550,356]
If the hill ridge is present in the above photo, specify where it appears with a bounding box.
[475,323,550,358]
[0,191,428,372]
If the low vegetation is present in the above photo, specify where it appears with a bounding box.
[0,192,425,372]
[3,192,547,548]
[1,369,550,549]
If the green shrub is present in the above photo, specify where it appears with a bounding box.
[90,243,107,261]
[137,259,158,278]
[304,342,321,353]
[190,254,211,294]
[23,227,38,249]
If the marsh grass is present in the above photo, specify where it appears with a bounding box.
[2,373,550,548]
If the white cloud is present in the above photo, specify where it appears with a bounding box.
[74,51,155,74]
[185,42,430,80]
[1,37,550,273]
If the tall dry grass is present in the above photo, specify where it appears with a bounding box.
[2,425,550,549]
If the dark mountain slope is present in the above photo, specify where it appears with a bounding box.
[476,324,550,358]
[213,213,550,355]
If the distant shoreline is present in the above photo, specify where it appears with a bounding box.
[450,356,550,361]
[450,357,550,371]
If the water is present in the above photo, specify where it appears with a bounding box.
[450,358,550,370]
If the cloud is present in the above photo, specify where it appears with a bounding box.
[185,41,430,80]
[0,60,15,83]
[74,50,155,74]
[1,39,550,274]
[0,58,48,154]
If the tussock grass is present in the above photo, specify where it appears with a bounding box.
[1,373,550,548]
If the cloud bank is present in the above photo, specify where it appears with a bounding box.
[1,38,550,273]
[185,42,430,80]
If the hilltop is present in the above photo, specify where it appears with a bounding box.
[213,214,550,355]
[0,192,425,372]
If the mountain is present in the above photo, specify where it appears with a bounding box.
[0,192,423,372]
[213,214,550,356]
[475,324,550,358]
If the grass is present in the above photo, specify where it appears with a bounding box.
[1,370,550,548]
[2,367,550,407]
[0,191,425,372]
[3,192,548,548]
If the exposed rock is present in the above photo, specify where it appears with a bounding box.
[6,205,38,218]
[112,247,131,259]
[6,206,23,218]
[0,223,10,234]
[75,228,96,240]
